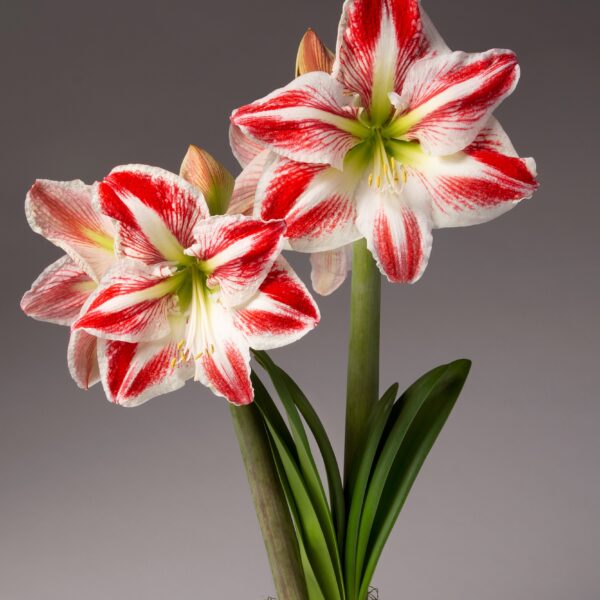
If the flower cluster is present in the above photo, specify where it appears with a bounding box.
[22,148,319,406]
[21,0,538,406]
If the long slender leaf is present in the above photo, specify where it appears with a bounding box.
[344,383,397,599]
[355,360,471,597]
[255,351,345,547]
[254,351,345,597]
[267,431,325,600]
[253,371,343,600]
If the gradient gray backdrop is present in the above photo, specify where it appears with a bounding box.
[1,1,598,598]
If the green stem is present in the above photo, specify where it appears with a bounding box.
[230,403,308,600]
[344,239,381,483]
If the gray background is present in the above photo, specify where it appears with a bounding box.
[1,0,598,598]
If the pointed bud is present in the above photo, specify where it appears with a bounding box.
[295,28,335,77]
[179,145,235,215]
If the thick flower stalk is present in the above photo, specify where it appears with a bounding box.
[231,0,539,287]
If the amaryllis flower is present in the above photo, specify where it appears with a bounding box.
[21,179,116,388]
[231,0,539,285]
[73,159,319,406]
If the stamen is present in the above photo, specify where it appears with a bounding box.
[194,352,203,360]
[368,173,373,187]
[169,357,177,370]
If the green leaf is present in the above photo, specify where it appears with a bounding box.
[266,431,326,600]
[252,369,344,600]
[344,383,398,599]
[356,360,471,599]
[253,352,345,598]
[255,351,346,547]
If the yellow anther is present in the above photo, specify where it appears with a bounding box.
[194,352,203,360]
[376,175,381,188]
[383,163,388,176]
[210,344,215,354]
[368,173,373,187]
[177,340,185,350]
[402,168,408,184]
[169,357,177,369]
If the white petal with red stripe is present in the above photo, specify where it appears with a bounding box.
[74,260,180,343]
[333,0,429,122]
[185,297,253,406]
[234,258,320,350]
[21,255,96,326]
[98,165,209,264]
[411,118,538,228]
[185,215,286,307]
[229,124,267,168]
[228,150,271,217]
[98,336,193,407]
[391,49,520,155]
[356,178,433,283]
[231,72,365,169]
[25,180,115,280]
[68,329,100,390]
[310,245,353,296]
[256,154,361,252]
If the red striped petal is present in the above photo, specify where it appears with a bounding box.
[356,180,433,283]
[74,261,179,342]
[333,0,428,121]
[98,337,193,407]
[98,165,209,264]
[412,118,538,228]
[392,49,520,155]
[185,215,286,306]
[194,322,253,406]
[231,72,364,169]
[25,180,115,280]
[68,330,100,390]
[21,255,96,326]
[234,258,320,350]
[256,154,361,252]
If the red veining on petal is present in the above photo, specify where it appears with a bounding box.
[261,161,326,220]
[336,0,427,105]
[105,341,137,402]
[260,263,319,321]
[21,256,94,326]
[99,168,207,263]
[287,195,355,241]
[407,52,519,136]
[201,343,253,405]
[375,208,423,282]
[125,345,173,400]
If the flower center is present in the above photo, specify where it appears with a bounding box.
[167,260,223,377]
[348,112,422,193]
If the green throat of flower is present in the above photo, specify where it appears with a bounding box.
[346,111,425,192]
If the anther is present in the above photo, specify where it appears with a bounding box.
[368,174,373,187]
